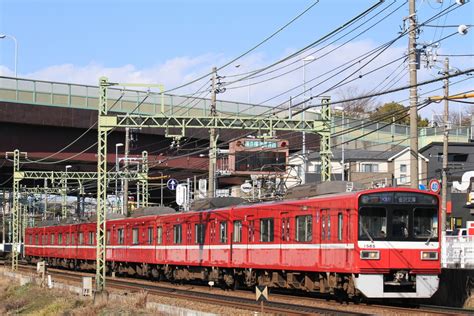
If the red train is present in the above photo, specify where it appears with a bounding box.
[25,187,441,299]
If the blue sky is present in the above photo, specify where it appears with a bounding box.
[0,0,473,117]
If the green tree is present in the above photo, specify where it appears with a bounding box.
[370,102,429,126]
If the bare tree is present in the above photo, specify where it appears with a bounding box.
[335,86,380,118]
[432,104,474,127]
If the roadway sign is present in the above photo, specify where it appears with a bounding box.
[255,285,268,302]
[429,179,441,193]
[419,184,426,191]
[166,178,178,191]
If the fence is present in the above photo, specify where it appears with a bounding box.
[442,235,474,269]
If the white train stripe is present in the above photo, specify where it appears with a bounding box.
[357,241,439,249]
[26,243,355,250]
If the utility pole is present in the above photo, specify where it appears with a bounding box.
[209,67,217,198]
[123,127,130,215]
[441,57,449,239]
[408,0,419,188]
[2,189,5,244]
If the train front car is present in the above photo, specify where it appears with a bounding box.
[353,188,440,298]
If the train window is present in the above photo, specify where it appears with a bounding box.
[71,233,75,245]
[51,234,55,245]
[173,225,182,244]
[157,226,163,244]
[260,218,274,242]
[321,215,326,240]
[414,208,438,239]
[220,221,228,243]
[186,223,192,244]
[359,207,387,240]
[79,232,84,245]
[281,218,290,242]
[132,228,139,245]
[106,231,111,245]
[233,221,242,243]
[29,234,32,245]
[65,233,69,245]
[88,232,94,245]
[296,215,312,242]
[58,233,63,244]
[35,235,38,245]
[195,224,205,244]
[392,209,409,239]
[210,221,216,243]
[338,213,343,241]
[327,215,331,240]
[248,220,255,242]
[118,229,124,244]
[147,227,153,244]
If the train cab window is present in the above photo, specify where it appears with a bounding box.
[51,234,55,245]
[147,227,153,244]
[260,218,274,242]
[248,220,255,242]
[157,226,163,244]
[195,224,205,244]
[173,224,182,244]
[359,207,387,240]
[392,209,409,239]
[296,215,312,242]
[414,208,438,239]
[88,232,94,245]
[233,221,242,243]
[220,221,228,243]
[132,228,139,245]
[58,233,63,244]
[338,213,343,241]
[79,232,84,245]
[118,229,124,244]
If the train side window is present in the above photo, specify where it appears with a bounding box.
[65,233,69,245]
[210,221,216,243]
[321,215,326,240]
[132,228,139,245]
[117,229,124,245]
[79,232,84,245]
[281,217,290,242]
[233,221,242,243]
[29,234,32,245]
[327,215,331,241]
[71,233,75,245]
[35,234,39,245]
[106,230,111,245]
[220,221,228,243]
[88,232,94,245]
[173,224,182,244]
[248,220,255,242]
[157,226,163,244]
[195,224,205,244]
[58,233,63,244]
[338,213,343,241]
[260,218,274,242]
[51,234,55,245]
[186,223,192,244]
[296,215,312,242]
[147,227,153,244]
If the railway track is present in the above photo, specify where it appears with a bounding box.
[11,262,474,315]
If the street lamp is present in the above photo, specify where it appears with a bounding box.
[0,34,18,77]
[334,106,345,181]
[302,55,315,184]
[115,143,124,212]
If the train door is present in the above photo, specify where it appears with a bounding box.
[280,212,290,265]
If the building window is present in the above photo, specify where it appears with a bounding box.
[88,232,94,245]
[132,228,139,245]
[233,221,242,243]
[296,215,312,242]
[173,225,182,244]
[400,164,407,173]
[361,163,379,173]
[399,174,407,184]
[157,226,163,244]
[220,221,227,243]
[195,224,205,244]
[260,218,274,242]
[117,228,124,244]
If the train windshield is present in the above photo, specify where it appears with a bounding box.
[358,192,439,241]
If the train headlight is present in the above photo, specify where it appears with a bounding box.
[360,250,380,260]
[420,251,438,260]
